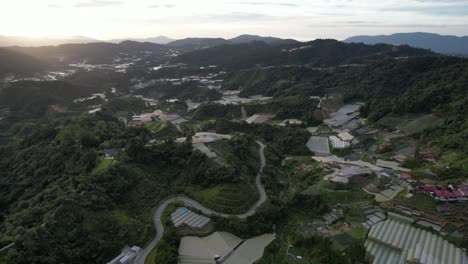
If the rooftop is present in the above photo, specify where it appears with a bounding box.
[365,212,467,264]
[171,207,211,229]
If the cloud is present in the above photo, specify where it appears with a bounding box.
[309,22,468,28]
[201,12,267,22]
[381,5,468,16]
[148,4,176,8]
[117,12,269,25]
[231,2,298,7]
[48,4,62,8]
[74,0,123,8]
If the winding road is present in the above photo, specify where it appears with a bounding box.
[133,141,267,264]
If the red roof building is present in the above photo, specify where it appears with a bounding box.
[401,173,412,180]
[418,152,435,160]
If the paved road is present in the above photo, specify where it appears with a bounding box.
[133,141,267,264]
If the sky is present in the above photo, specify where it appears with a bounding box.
[0,0,467,40]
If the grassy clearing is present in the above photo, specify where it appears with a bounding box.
[375,113,442,135]
[144,121,169,133]
[375,114,410,129]
[192,119,216,131]
[116,111,129,117]
[346,227,367,239]
[400,114,442,135]
[332,233,357,250]
[92,157,113,174]
[192,185,223,201]
[145,247,158,264]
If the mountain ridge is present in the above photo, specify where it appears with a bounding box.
[344,32,468,55]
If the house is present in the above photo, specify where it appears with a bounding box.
[418,152,436,161]
[323,208,344,225]
[132,114,153,123]
[245,114,274,124]
[337,132,354,142]
[133,95,158,106]
[401,173,412,180]
[107,245,141,264]
[98,149,117,159]
[279,119,303,126]
[330,167,373,185]
[417,184,468,202]
[329,136,350,149]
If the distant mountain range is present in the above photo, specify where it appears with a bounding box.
[344,32,468,56]
[0,35,99,47]
[174,39,432,70]
[229,34,297,45]
[8,40,171,64]
[108,36,175,45]
[0,34,298,51]
[166,34,298,52]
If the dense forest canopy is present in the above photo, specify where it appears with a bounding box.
[174,39,432,70]
[0,48,47,75]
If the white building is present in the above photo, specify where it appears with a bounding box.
[338,132,354,142]
[329,136,350,149]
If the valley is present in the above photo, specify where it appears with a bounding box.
[0,36,467,264]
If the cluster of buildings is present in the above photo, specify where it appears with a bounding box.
[73,93,107,103]
[128,109,187,127]
[214,90,272,105]
[360,204,386,229]
[307,130,356,157]
[133,95,158,106]
[329,166,373,184]
[131,70,225,91]
[416,184,468,202]
[176,132,232,159]
[323,208,344,225]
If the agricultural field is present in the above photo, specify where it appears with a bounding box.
[144,121,169,133]
[193,183,259,214]
[92,156,113,174]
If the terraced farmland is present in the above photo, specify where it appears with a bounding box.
[194,182,259,214]
[396,193,437,213]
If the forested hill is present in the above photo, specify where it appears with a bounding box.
[173,39,433,69]
[8,41,171,64]
[345,32,468,56]
[337,56,468,120]
[0,81,102,117]
[222,54,468,155]
[166,35,298,52]
[0,48,47,75]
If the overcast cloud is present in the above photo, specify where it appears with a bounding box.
[0,0,467,40]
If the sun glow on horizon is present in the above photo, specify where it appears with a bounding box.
[1,0,468,41]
